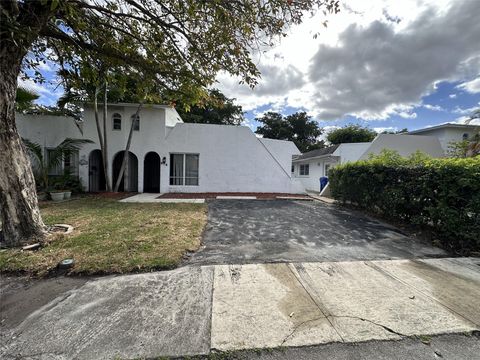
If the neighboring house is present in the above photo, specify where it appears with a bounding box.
[408,123,480,154]
[16,103,303,194]
[293,134,444,192]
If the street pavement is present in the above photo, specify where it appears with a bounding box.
[1,257,479,359]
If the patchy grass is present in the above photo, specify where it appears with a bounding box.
[0,195,207,276]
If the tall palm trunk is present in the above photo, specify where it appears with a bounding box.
[114,103,142,192]
[102,80,112,191]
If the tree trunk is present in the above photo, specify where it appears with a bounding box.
[0,50,46,247]
[102,80,112,191]
[114,103,143,192]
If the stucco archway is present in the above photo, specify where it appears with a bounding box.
[143,152,160,193]
[112,151,138,192]
[88,150,106,192]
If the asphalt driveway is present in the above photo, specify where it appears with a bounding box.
[188,199,447,265]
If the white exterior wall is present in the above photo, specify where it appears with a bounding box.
[163,123,301,193]
[258,138,301,174]
[410,127,479,153]
[17,105,173,193]
[333,143,371,163]
[292,134,445,192]
[358,134,445,160]
[16,105,303,194]
[292,157,339,192]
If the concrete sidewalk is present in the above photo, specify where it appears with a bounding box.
[1,258,479,359]
[119,193,205,203]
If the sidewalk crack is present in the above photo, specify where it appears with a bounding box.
[280,316,326,346]
[327,315,407,337]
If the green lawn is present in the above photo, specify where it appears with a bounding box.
[0,196,207,276]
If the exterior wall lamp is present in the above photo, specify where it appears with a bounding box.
[161,156,167,165]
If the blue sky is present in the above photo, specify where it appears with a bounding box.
[216,0,480,134]
[22,0,480,135]
[240,81,480,134]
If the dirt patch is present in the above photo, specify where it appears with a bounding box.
[0,274,89,329]
[90,192,137,199]
[158,192,311,199]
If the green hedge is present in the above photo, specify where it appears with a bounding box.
[328,153,480,254]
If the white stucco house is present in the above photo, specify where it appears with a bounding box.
[408,123,480,153]
[17,104,478,196]
[292,134,445,193]
[16,103,303,194]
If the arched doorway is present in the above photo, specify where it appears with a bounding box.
[144,152,160,193]
[89,150,106,192]
[112,151,138,192]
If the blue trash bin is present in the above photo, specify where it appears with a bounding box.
[320,176,328,192]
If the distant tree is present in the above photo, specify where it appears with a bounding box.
[326,124,377,144]
[177,89,244,125]
[463,108,480,157]
[381,128,408,134]
[255,111,324,152]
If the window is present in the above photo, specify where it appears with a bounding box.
[64,151,79,176]
[170,153,199,186]
[299,164,309,176]
[112,113,122,130]
[46,149,79,176]
[324,163,331,177]
[131,114,140,131]
[46,149,62,176]
[185,154,199,185]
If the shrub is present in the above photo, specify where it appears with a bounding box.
[329,151,480,254]
[50,172,84,194]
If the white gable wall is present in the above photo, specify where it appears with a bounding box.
[258,138,301,174]
[410,127,478,153]
[163,123,299,193]
[332,143,371,163]
[359,134,445,160]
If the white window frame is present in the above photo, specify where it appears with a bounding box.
[169,153,199,186]
[324,163,331,177]
[299,163,309,176]
[112,113,122,131]
[46,148,62,176]
[45,148,79,176]
[63,150,79,176]
[131,114,140,131]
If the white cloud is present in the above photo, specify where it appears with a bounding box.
[397,111,417,119]
[18,78,54,96]
[449,93,457,98]
[423,104,444,111]
[373,126,398,133]
[18,78,63,106]
[457,76,480,94]
[453,105,479,115]
[219,0,480,122]
[454,115,480,125]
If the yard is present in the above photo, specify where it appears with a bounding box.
[0,195,207,276]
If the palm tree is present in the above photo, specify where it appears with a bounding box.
[465,109,480,157]
[23,138,93,191]
[16,87,39,111]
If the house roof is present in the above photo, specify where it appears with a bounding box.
[292,145,340,162]
[408,123,480,134]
